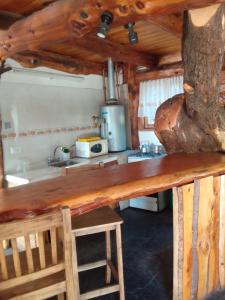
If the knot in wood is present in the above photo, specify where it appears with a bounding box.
[199,240,210,255]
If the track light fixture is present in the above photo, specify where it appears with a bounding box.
[96,11,113,39]
[125,22,138,45]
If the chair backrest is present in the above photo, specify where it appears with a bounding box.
[0,206,76,299]
[61,160,118,176]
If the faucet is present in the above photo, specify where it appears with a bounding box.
[53,146,63,160]
[48,146,63,165]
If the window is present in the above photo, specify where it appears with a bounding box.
[138,76,183,130]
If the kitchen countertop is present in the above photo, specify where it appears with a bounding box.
[5,150,136,187]
[0,152,224,223]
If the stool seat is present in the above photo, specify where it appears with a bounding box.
[72,206,123,236]
[71,206,125,300]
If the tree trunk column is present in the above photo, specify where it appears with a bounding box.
[155,4,225,153]
[183,4,225,150]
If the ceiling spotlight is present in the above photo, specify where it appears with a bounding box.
[96,11,113,39]
[125,22,138,45]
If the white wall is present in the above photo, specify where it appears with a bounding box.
[0,60,104,174]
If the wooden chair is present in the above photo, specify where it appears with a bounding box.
[61,160,118,176]
[0,207,78,300]
[71,206,125,300]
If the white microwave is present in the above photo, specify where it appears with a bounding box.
[75,139,108,158]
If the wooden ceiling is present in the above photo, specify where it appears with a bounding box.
[0,0,222,76]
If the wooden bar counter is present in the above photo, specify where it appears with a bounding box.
[0,152,225,300]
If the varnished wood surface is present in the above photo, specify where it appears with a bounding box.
[0,153,224,223]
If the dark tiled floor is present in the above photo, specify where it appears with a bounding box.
[77,207,173,300]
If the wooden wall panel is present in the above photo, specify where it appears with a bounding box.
[173,175,224,300]
[182,183,194,300]
[125,64,140,149]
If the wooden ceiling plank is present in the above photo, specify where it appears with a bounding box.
[0,0,224,60]
[13,50,103,75]
[145,14,183,38]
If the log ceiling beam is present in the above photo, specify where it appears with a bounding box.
[136,64,184,82]
[0,9,158,68]
[0,0,224,60]
[72,34,157,68]
[136,63,225,82]
[12,50,103,75]
[158,52,182,66]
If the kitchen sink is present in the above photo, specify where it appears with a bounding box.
[50,160,82,168]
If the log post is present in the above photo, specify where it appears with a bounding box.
[155,4,225,153]
[183,4,225,150]
[124,64,140,149]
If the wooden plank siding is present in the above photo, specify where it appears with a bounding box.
[173,175,225,300]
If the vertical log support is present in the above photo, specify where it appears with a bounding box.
[155,4,225,153]
[183,4,225,150]
[124,64,140,149]
[173,174,225,300]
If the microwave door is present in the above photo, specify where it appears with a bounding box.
[90,143,103,154]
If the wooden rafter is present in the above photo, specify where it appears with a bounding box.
[13,50,103,75]
[72,35,157,68]
[136,65,225,82]
[136,64,184,82]
[0,9,157,68]
[0,0,224,60]
[158,52,182,66]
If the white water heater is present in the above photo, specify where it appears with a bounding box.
[101,104,126,152]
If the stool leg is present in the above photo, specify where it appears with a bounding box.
[57,293,64,300]
[105,230,112,284]
[116,224,125,300]
[71,235,80,300]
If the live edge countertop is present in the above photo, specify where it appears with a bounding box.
[0,152,224,223]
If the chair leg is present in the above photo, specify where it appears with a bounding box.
[116,224,125,300]
[57,293,65,300]
[105,230,112,284]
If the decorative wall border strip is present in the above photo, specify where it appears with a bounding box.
[1,125,97,140]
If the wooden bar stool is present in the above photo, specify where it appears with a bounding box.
[71,206,125,300]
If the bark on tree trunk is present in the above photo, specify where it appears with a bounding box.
[155,4,225,153]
